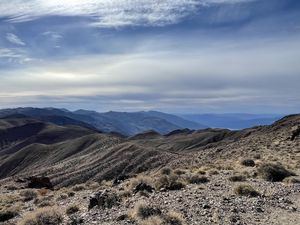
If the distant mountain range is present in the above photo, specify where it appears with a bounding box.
[180,113,283,130]
[0,108,284,135]
[0,108,206,136]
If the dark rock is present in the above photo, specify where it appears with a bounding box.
[0,210,18,222]
[240,159,255,167]
[27,176,53,189]
[88,190,120,210]
[134,182,154,193]
[113,174,130,185]
[116,214,128,221]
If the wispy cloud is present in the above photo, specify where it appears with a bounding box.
[0,0,255,27]
[6,33,26,46]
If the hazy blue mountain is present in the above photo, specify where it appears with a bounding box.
[180,113,284,130]
[0,108,205,136]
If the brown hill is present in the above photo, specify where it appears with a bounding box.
[0,114,299,188]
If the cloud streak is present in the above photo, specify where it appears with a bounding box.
[0,0,255,27]
[6,33,26,46]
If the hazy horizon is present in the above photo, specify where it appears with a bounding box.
[1,0,300,114]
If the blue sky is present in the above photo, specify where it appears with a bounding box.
[0,0,300,113]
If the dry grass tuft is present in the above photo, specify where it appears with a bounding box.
[155,175,185,191]
[18,207,63,225]
[20,190,38,202]
[66,205,80,215]
[164,211,186,225]
[130,201,162,220]
[234,184,260,197]
[228,175,247,182]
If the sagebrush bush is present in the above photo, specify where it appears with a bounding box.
[131,202,162,220]
[21,190,38,201]
[18,207,63,225]
[257,163,295,182]
[128,175,154,192]
[234,184,260,197]
[72,185,85,192]
[283,177,300,184]
[160,167,172,175]
[188,174,209,184]
[66,205,80,215]
[228,175,246,182]
[164,211,186,225]
[155,175,185,191]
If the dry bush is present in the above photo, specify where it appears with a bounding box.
[66,205,80,215]
[208,169,219,175]
[187,174,209,184]
[164,211,186,225]
[72,185,85,192]
[6,185,18,191]
[85,181,100,190]
[130,202,162,220]
[234,184,260,197]
[257,163,295,182]
[160,167,172,175]
[20,190,38,202]
[56,193,68,201]
[155,175,185,191]
[18,207,63,225]
[140,216,163,225]
[128,175,154,192]
[240,159,255,167]
[283,177,300,184]
[228,175,246,182]
[174,169,186,176]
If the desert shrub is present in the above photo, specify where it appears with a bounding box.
[57,193,68,201]
[85,181,99,190]
[188,175,209,184]
[164,211,186,225]
[160,167,172,175]
[155,175,185,191]
[68,192,75,197]
[18,207,63,225]
[140,216,163,225]
[131,202,162,220]
[240,159,255,167]
[66,205,80,215]
[0,210,18,222]
[257,163,295,182]
[253,154,261,160]
[208,169,219,175]
[283,177,300,184]
[234,184,260,197]
[72,185,85,192]
[197,170,206,175]
[20,190,38,201]
[128,175,154,192]
[6,185,18,191]
[174,169,186,176]
[229,175,246,182]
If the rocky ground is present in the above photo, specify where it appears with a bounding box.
[1,163,299,225]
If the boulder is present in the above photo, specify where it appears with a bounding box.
[27,176,53,189]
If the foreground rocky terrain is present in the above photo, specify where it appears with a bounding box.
[0,114,299,224]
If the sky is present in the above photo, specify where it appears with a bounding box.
[0,0,300,114]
